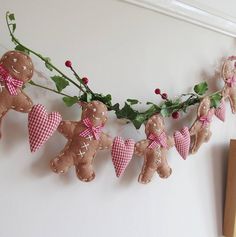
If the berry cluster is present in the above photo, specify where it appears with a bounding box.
[65,60,89,85]
[155,88,180,120]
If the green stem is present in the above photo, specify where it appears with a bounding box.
[6,12,86,93]
[29,81,74,98]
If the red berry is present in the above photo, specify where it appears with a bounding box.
[155,88,161,94]
[172,111,180,119]
[161,93,168,100]
[65,60,72,68]
[82,77,89,85]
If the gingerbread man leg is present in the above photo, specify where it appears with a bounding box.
[156,158,172,179]
[228,90,236,113]
[138,153,159,184]
[191,130,212,154]
[50,149,74,174]
[75,157,95,182]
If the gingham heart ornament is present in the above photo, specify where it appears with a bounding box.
[214,99,226,122]
[28,104,62,152]
[111,136,135,177]
[173,127,190,160]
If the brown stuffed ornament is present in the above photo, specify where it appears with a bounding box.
[189,97,214,154]
[222,57,236,113]
[134,114,174,184]
[0,51,34,138]
[50,101,113,182]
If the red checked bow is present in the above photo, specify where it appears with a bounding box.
[0,65,23,96]
[148,132,168,149]
[199,111,213,127]
[80,118,103,140]
[226,75,236,87]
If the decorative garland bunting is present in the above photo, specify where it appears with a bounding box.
[0,12,235,184]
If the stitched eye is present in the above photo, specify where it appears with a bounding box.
[93,108,97,112]
[153,123,156,127]
[23,66,27,70]
[13,58,17,62]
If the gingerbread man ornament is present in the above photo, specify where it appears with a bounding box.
[189,97,214,154]
[50,101,113,182]
[222,56,236,113]
[134,114,174,184]
[0,51,34,137]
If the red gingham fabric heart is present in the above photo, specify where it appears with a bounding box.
[215,99,226,122]
[111,136,135,177]
[174,127,190,160]
[28,104,62,152]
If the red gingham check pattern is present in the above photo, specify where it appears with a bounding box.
[0,65,23,95]
[111,136,135,177]
[174,127,190,160]
[28,104,62,152]
[215,99,226,122]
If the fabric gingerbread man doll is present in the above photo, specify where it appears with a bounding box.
[0,51,34,138]
[221,56,236,113]
[134,114,174,184]
[50,101,113,182]
[189,97,214,154]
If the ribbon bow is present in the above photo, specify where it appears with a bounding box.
[148,132,168,149]
[226,75,236,88]
[80,117,103,140]
[0,65,23,96]
[199,112,213,127]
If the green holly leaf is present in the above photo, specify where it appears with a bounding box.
[127,99,139,105]
[210,93,222,108]
[80,92,93,102]
[8,13,15,21]
[11,23,16,32]
[62,96,79,107]
[194,81,208,95]
[115,103,138,120]
[132,114,146,129]
[51,76,69,92]
[92,93,112,107]
[44,57,53,71]
[15,45,30,55]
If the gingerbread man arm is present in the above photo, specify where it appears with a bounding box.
[98,132,113,150]
[12,91,33,113]
[189,120,201,136]
[58,121,78,139]
[134,139,149,157]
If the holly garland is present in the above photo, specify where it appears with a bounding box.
[5,12,223,129]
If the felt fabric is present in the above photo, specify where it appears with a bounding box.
[28,104,62,152]
[0,51,34,138]
[222,58,236,114]
[50,101,113,182]
[214,99,226,122]
[189,97,214,154]
[111,136,135,177]
[134,114,174,184]
[174,127,190,160]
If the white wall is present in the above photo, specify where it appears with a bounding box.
[0,1,235,237]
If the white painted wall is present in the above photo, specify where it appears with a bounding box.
[0,0,235,237]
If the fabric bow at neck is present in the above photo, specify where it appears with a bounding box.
[199,112,213,127]
[80,117,103,140]
[226,75,236,88]
[148,132,168,149]
[0,65,23,96]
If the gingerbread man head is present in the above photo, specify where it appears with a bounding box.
[0,51,34,84]
[145,114,165,137]
[81,101,108,126]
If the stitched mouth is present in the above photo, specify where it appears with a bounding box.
[92,115,100,120]
[11,66,20,74]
